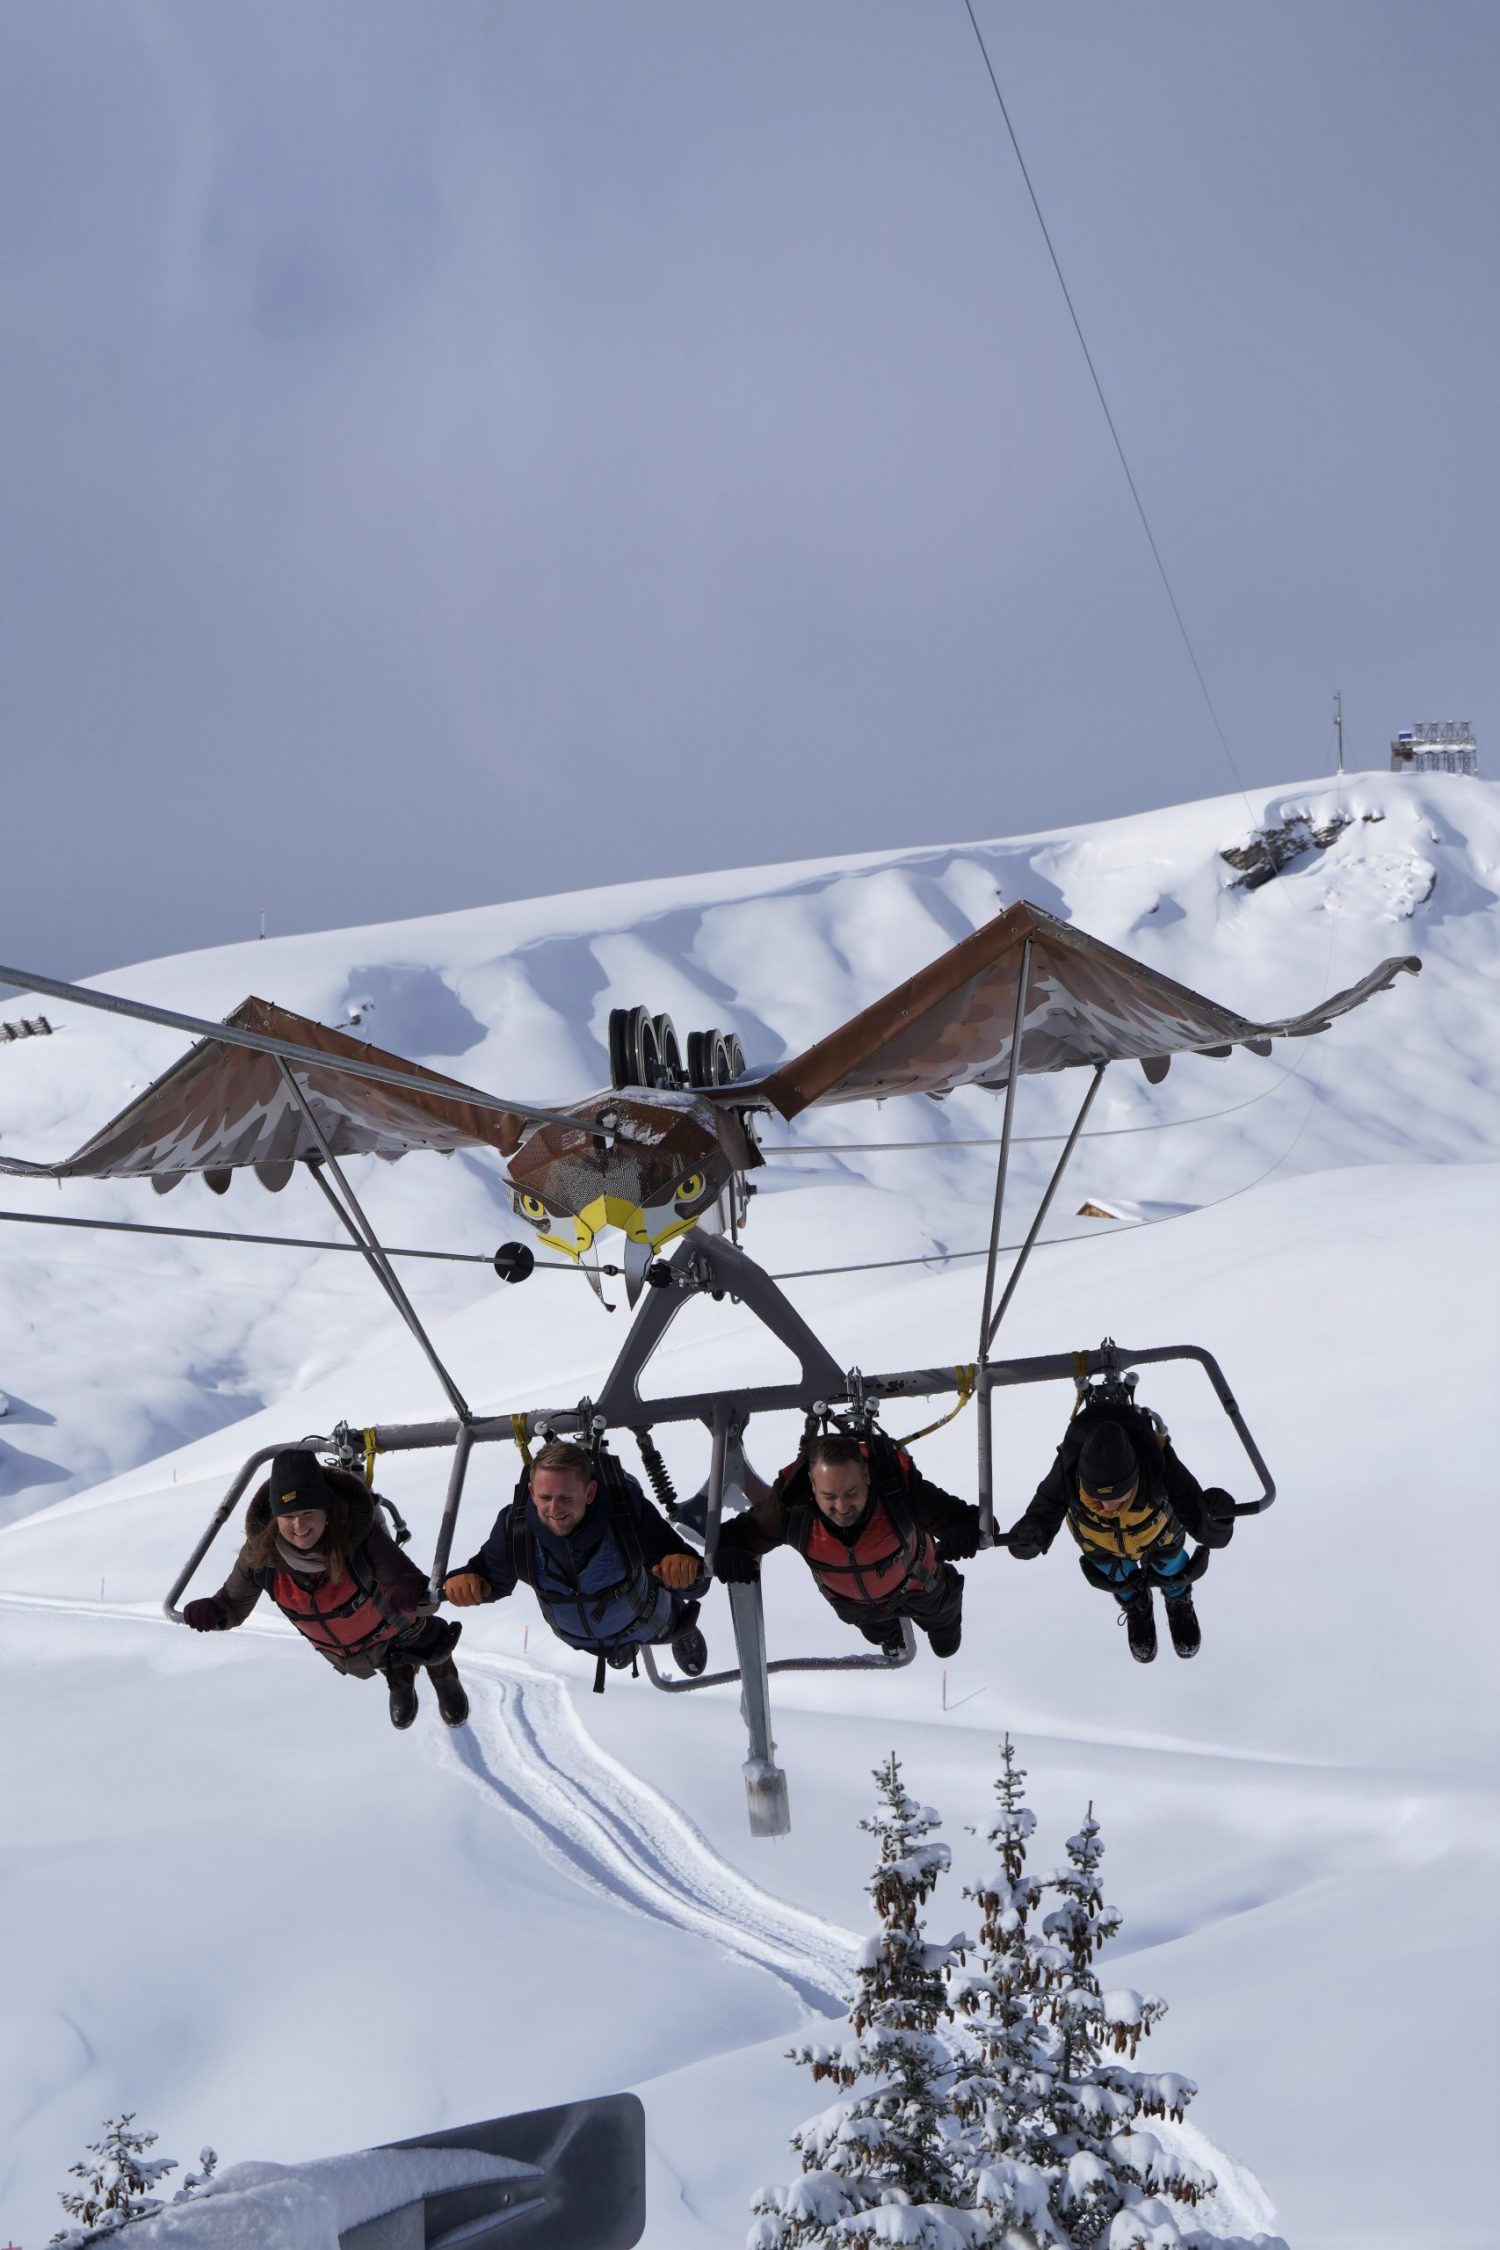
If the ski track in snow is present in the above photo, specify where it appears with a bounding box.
[444,1649,857,2017]
[0,1591,856,2021]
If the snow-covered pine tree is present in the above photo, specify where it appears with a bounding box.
[949,1735,1068,2243]
[750,1752,983,2250]
[1034,1808,1215,2247]
[50,2115,178,2244]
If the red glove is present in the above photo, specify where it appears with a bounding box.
[183,1598,227,1632]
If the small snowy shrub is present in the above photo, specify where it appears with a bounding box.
[173,2147,219,2201]
[50,2115,178,2243]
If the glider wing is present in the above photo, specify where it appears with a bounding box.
[0,997,534,1189]
[748,902,1420,1119]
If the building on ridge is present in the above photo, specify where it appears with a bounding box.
[1390,721,1478,776]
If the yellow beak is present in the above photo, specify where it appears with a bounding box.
[537,1196,707,1263]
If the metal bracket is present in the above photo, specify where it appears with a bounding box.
[593,1230,846,1427]
[985,1339,1277,1518]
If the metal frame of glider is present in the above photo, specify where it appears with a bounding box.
[0,939,1291,1838]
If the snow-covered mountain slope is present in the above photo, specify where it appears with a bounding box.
[1,772,1497,2250]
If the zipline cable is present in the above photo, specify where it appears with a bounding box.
[768,1080,1329,1286]
[759,1057,1311,1155]
[960,0,1254,819]
[0,1206,582,1272]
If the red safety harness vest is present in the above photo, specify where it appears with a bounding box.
[784,1441,940,1610]
[267,1548,411,1663]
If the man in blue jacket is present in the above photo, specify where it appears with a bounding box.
[444,1439,707,1688]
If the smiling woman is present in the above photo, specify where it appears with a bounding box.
[180,1445,472,1730]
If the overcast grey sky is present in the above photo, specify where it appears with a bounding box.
[2,1,1495,985]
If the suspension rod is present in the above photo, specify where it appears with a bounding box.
[280,1061,472,1424]
[986,1061,1107,1352]
[976,937,1033,1357]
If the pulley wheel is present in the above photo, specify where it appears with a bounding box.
[608,1004,652,1089]
[609,1004,680,1089]
[652,1013,683,1089]
[686,1027,747,1087]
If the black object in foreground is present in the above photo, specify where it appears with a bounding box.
[339,2093,646,2250]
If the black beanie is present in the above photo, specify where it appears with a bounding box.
[1077,1419,1138,1502]
[267,1449,332,1516]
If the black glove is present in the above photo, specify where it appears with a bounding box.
[1200,1488,1236,1548]
[713,1545,761,1585]
[1005,1528,1044,1562]
[183,1597,227,1631]
[937,1506,983,1563]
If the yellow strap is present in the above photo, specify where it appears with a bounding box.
[892,1364,976,1448]
[511,1413,533,1467]
[362,1428,379,1486]
[1068,1350,1091,1418]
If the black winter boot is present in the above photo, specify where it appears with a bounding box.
[670,1623,708,1677]
[427,1657,470,1726]
[927,1620,962,1659]
[1163,1589,1201,1659]
[1118,1585,1157,1664]
[387,1659,419,1729]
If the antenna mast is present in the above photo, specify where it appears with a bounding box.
[1333,690,1345,775]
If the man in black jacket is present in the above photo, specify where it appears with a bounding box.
[713,1430,983,1660]
[1006,1402,1236,1663]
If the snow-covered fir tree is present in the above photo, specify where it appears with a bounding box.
[750,1752,982,2250]
[752,1744,1286,2250]
[50,2115,178,2244]
[1028,1807,1218,2247]
[949,1735,1068,2242]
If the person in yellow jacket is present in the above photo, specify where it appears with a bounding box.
[1006,1407,1236,1663]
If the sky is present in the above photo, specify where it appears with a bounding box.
[2,0,1496,988]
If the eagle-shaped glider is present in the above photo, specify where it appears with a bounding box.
[1,903,1419,1299]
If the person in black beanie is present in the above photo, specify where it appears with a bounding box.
[1005,1402,1236,1663]
[179,1447,469,1730]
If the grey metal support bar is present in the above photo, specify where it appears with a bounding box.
[701,1402,731,1577]
[980,1339,1276,1515]
[985,1061,1108,1352]
[976,1364,997,1548]
[974,940,1032,1542]
[0,958,572,1133]
[729,1578,791,1837]
[280,1059,473,1424]
[428,1419,478,1597]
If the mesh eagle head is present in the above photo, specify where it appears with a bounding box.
[505,1089,759,1286]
